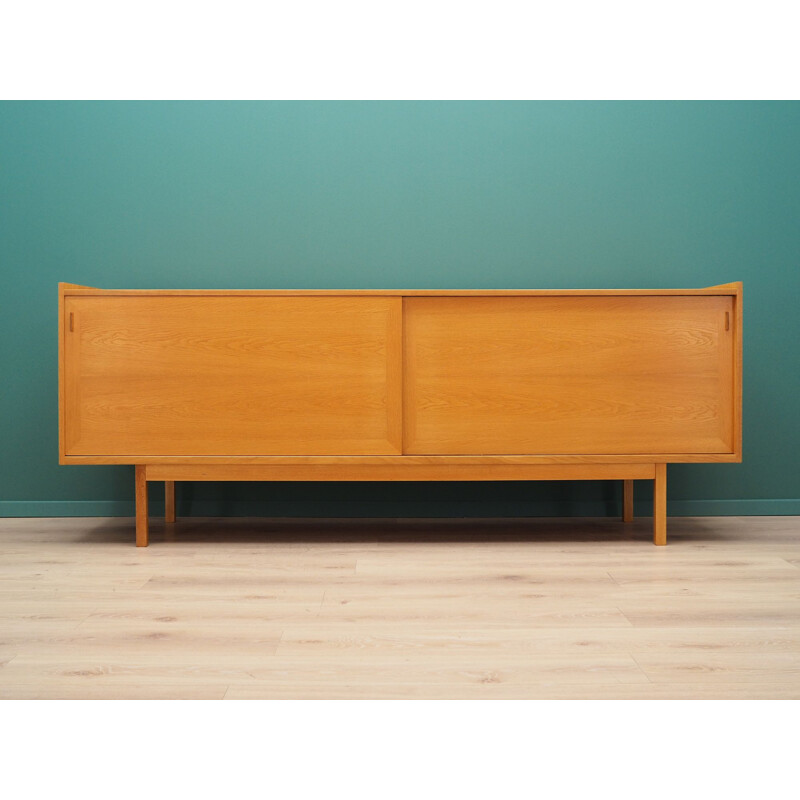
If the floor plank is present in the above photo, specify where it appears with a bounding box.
[1,515,799,700]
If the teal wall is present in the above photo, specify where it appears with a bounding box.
[2,101,799,518]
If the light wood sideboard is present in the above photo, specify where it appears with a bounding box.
[58,282,742,547]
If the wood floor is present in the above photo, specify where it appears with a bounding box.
[1,515,799,699]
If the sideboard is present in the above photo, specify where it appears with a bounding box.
[58,282,742,547]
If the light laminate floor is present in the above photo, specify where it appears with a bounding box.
[1,515,799,699]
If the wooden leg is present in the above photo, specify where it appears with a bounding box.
[135,465,149,547]
[165,480,176,523]
[653,463,667,546]
[622,479,634,522]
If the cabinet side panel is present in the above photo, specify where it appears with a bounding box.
[405,296,735,456]
[58,285,65,461]
[734,286,743,460]
[64,296,402,456]
[63,297,83,455]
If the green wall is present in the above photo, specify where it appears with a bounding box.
[2,101,799,518]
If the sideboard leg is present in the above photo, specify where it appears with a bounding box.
[623,479,634,522]
[653,464,667,546]
[135,465,149,547]
[165,480,176,523]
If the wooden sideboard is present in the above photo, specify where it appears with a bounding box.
[59,282,742,547]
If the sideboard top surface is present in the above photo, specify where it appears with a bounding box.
[59,282,742,297]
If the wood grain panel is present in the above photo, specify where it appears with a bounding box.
[145,462,656,482]
[404,296,734,455]
[64,296,402,456]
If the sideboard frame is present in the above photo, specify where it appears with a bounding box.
[59,282,742,548]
